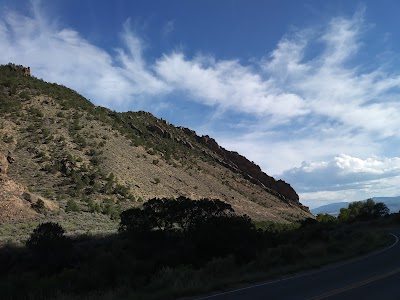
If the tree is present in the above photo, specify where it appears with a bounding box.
[359,198,375,220]
[338,207,351,223]
[118,197,260,265]
[338,200,389,222]
[119,207,154,233]
[190,214,258,262]
[316,213,336,223]
[27,222,65,248]
[348,201,363,219]
[119,197,236,235]
[26,222,71,260]
[373,202,389,218]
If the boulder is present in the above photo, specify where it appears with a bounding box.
[0,151,14,175]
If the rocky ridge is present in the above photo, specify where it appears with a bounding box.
[0,63,312,225]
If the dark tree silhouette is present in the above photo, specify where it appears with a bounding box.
[119,197,259,263]
[190,214,258,262]
[119,196,235,235]
[26,222,69,251]
[373,202,389,217]
[26,222,72,272]
[119,207,154,233]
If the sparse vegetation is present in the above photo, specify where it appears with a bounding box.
[31,199,45,213]
[0,198,396,300]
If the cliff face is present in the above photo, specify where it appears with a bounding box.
[180,131,301,206]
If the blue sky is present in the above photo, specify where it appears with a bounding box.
[2,0,400,208]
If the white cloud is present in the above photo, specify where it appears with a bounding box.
[300,174,400,209]
[0,6,167,108]
[216,124,380,175]
[0,4,310,122]
[115,21,170,97]
[155,52,308,121]
[263,12,400,138]
[280,154,400,194]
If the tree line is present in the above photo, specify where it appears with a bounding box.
[316,198,390,224]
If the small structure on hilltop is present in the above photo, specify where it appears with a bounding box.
[5,63,31,76]
[23,66,30,76]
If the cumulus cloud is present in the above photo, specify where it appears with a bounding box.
[217,124,380,176]
[279,154,400,208]
[280,154,400,192]
[300,174,400,209]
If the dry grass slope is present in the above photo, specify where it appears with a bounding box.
[0,63,312,237]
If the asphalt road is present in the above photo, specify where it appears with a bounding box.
[194,229,400,300]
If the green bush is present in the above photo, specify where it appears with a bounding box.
[66,199,79,212]
[3,135,13,143]
[31,199,45,213]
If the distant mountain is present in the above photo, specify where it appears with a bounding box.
[311,202,349,216]
[311,196,400,216]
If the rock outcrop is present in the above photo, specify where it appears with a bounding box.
[0,177,38,221]
[146,124,171,139]
[0,151,14,175]
[181,128,300,204]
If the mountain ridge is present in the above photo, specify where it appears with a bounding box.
[0,63,311,226]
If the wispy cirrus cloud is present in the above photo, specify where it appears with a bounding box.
[161,20,175,38]
[0,6,168,108]
[155,53,308,120]
[263,12,400,138]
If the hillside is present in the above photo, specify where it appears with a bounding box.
[0,63,312,231]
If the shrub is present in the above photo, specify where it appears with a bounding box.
[114,184,129,197]
[65,199,79,212]
[3,135,13,143]
[26,222,72,271]
[86,198,101,213]
[31,199,45,213]
[26,222,71,256]
[101,198,119,219]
